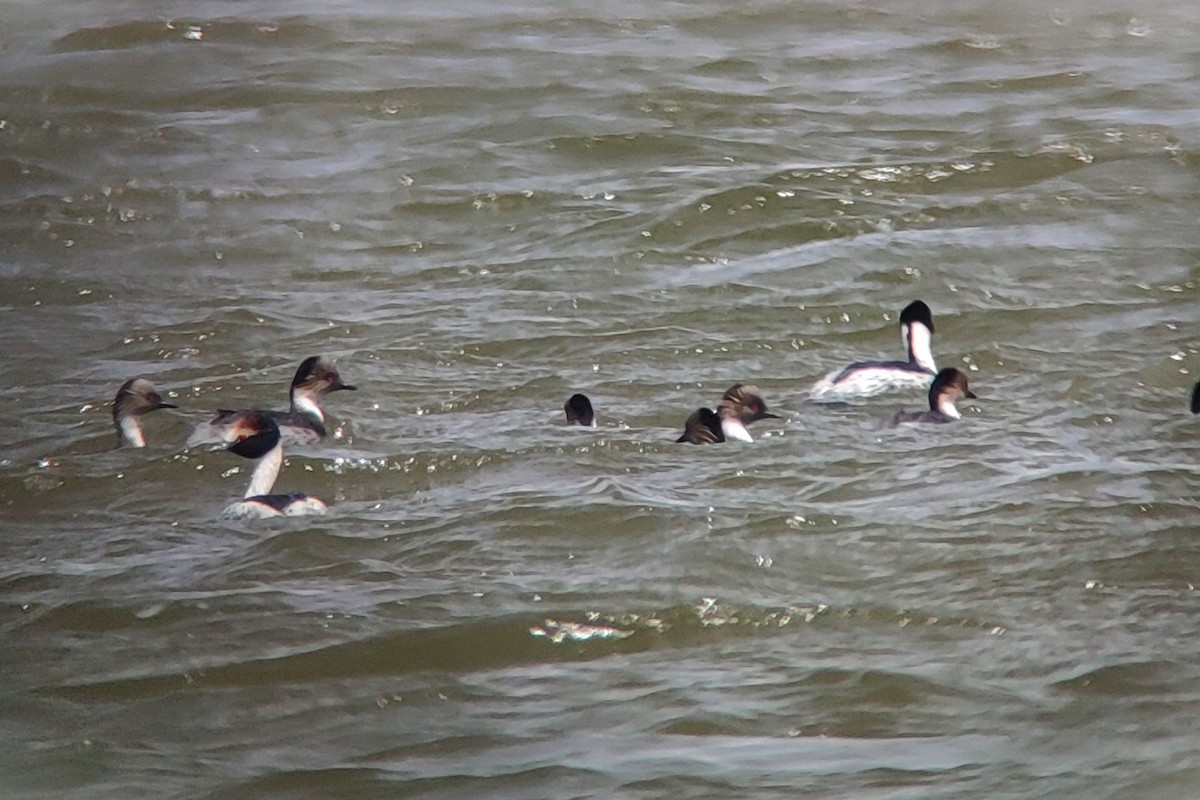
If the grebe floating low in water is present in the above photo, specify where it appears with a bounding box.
[218,411,328,519]
[676,384,779,444]
[564,393,595,427]
[112,378,176,447]
[191,356,356,447]
[890,367,976,426]
[810,300,937,403]
[676,407,724,445]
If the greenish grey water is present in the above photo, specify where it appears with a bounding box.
[2,1,1200,797]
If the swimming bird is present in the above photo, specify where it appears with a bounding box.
[191,356,355,447]
[218,411,328,519]
[112,378,176,447]
[809,300,938,403]
[676,407,724,444]
[564,393,596,427]
[890,367,976,426]
[676,384,779,444]
[1190,380,1200,414]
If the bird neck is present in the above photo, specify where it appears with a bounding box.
[117,415,146,448]
[905,323,936,372]
[933,395,962,419]
[245,443,283,497]
[720,416,754,442]
[290,391,324,422]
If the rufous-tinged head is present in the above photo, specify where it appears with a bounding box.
[717,383,779,425]
[292,356,356,395]
[220,411,283,459]
[927,367,976,419]
[113,378,176,420]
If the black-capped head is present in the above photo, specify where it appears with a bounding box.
[676,407,725,445]
[564,393,595,427]
[899,300,934,334]
[293,356,356,395]
[223,412,283,459]
[928,367,976,408]
[112,377,177,422]
[718,383,779,425]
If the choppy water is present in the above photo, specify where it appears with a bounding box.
[3,1,1200,797]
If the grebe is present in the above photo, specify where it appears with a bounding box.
[564,393,596,427]
[218,411,328,519]
[810,300,937,403]
[191,356,355,447]
[677,384,779,444]
[890,367,976,425]
[112,378,176,447]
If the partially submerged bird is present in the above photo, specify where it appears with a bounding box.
[1190,381,1200,414]
[112,378,177,447]
[218,411,328,519]
[564,393,596,427]
[676,384,779,444]
[810,300,938,403]
[191,356,355,447]
[676,407,724,445]
[890,367,976,426]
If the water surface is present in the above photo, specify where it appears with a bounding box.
[2,1,1200,797]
